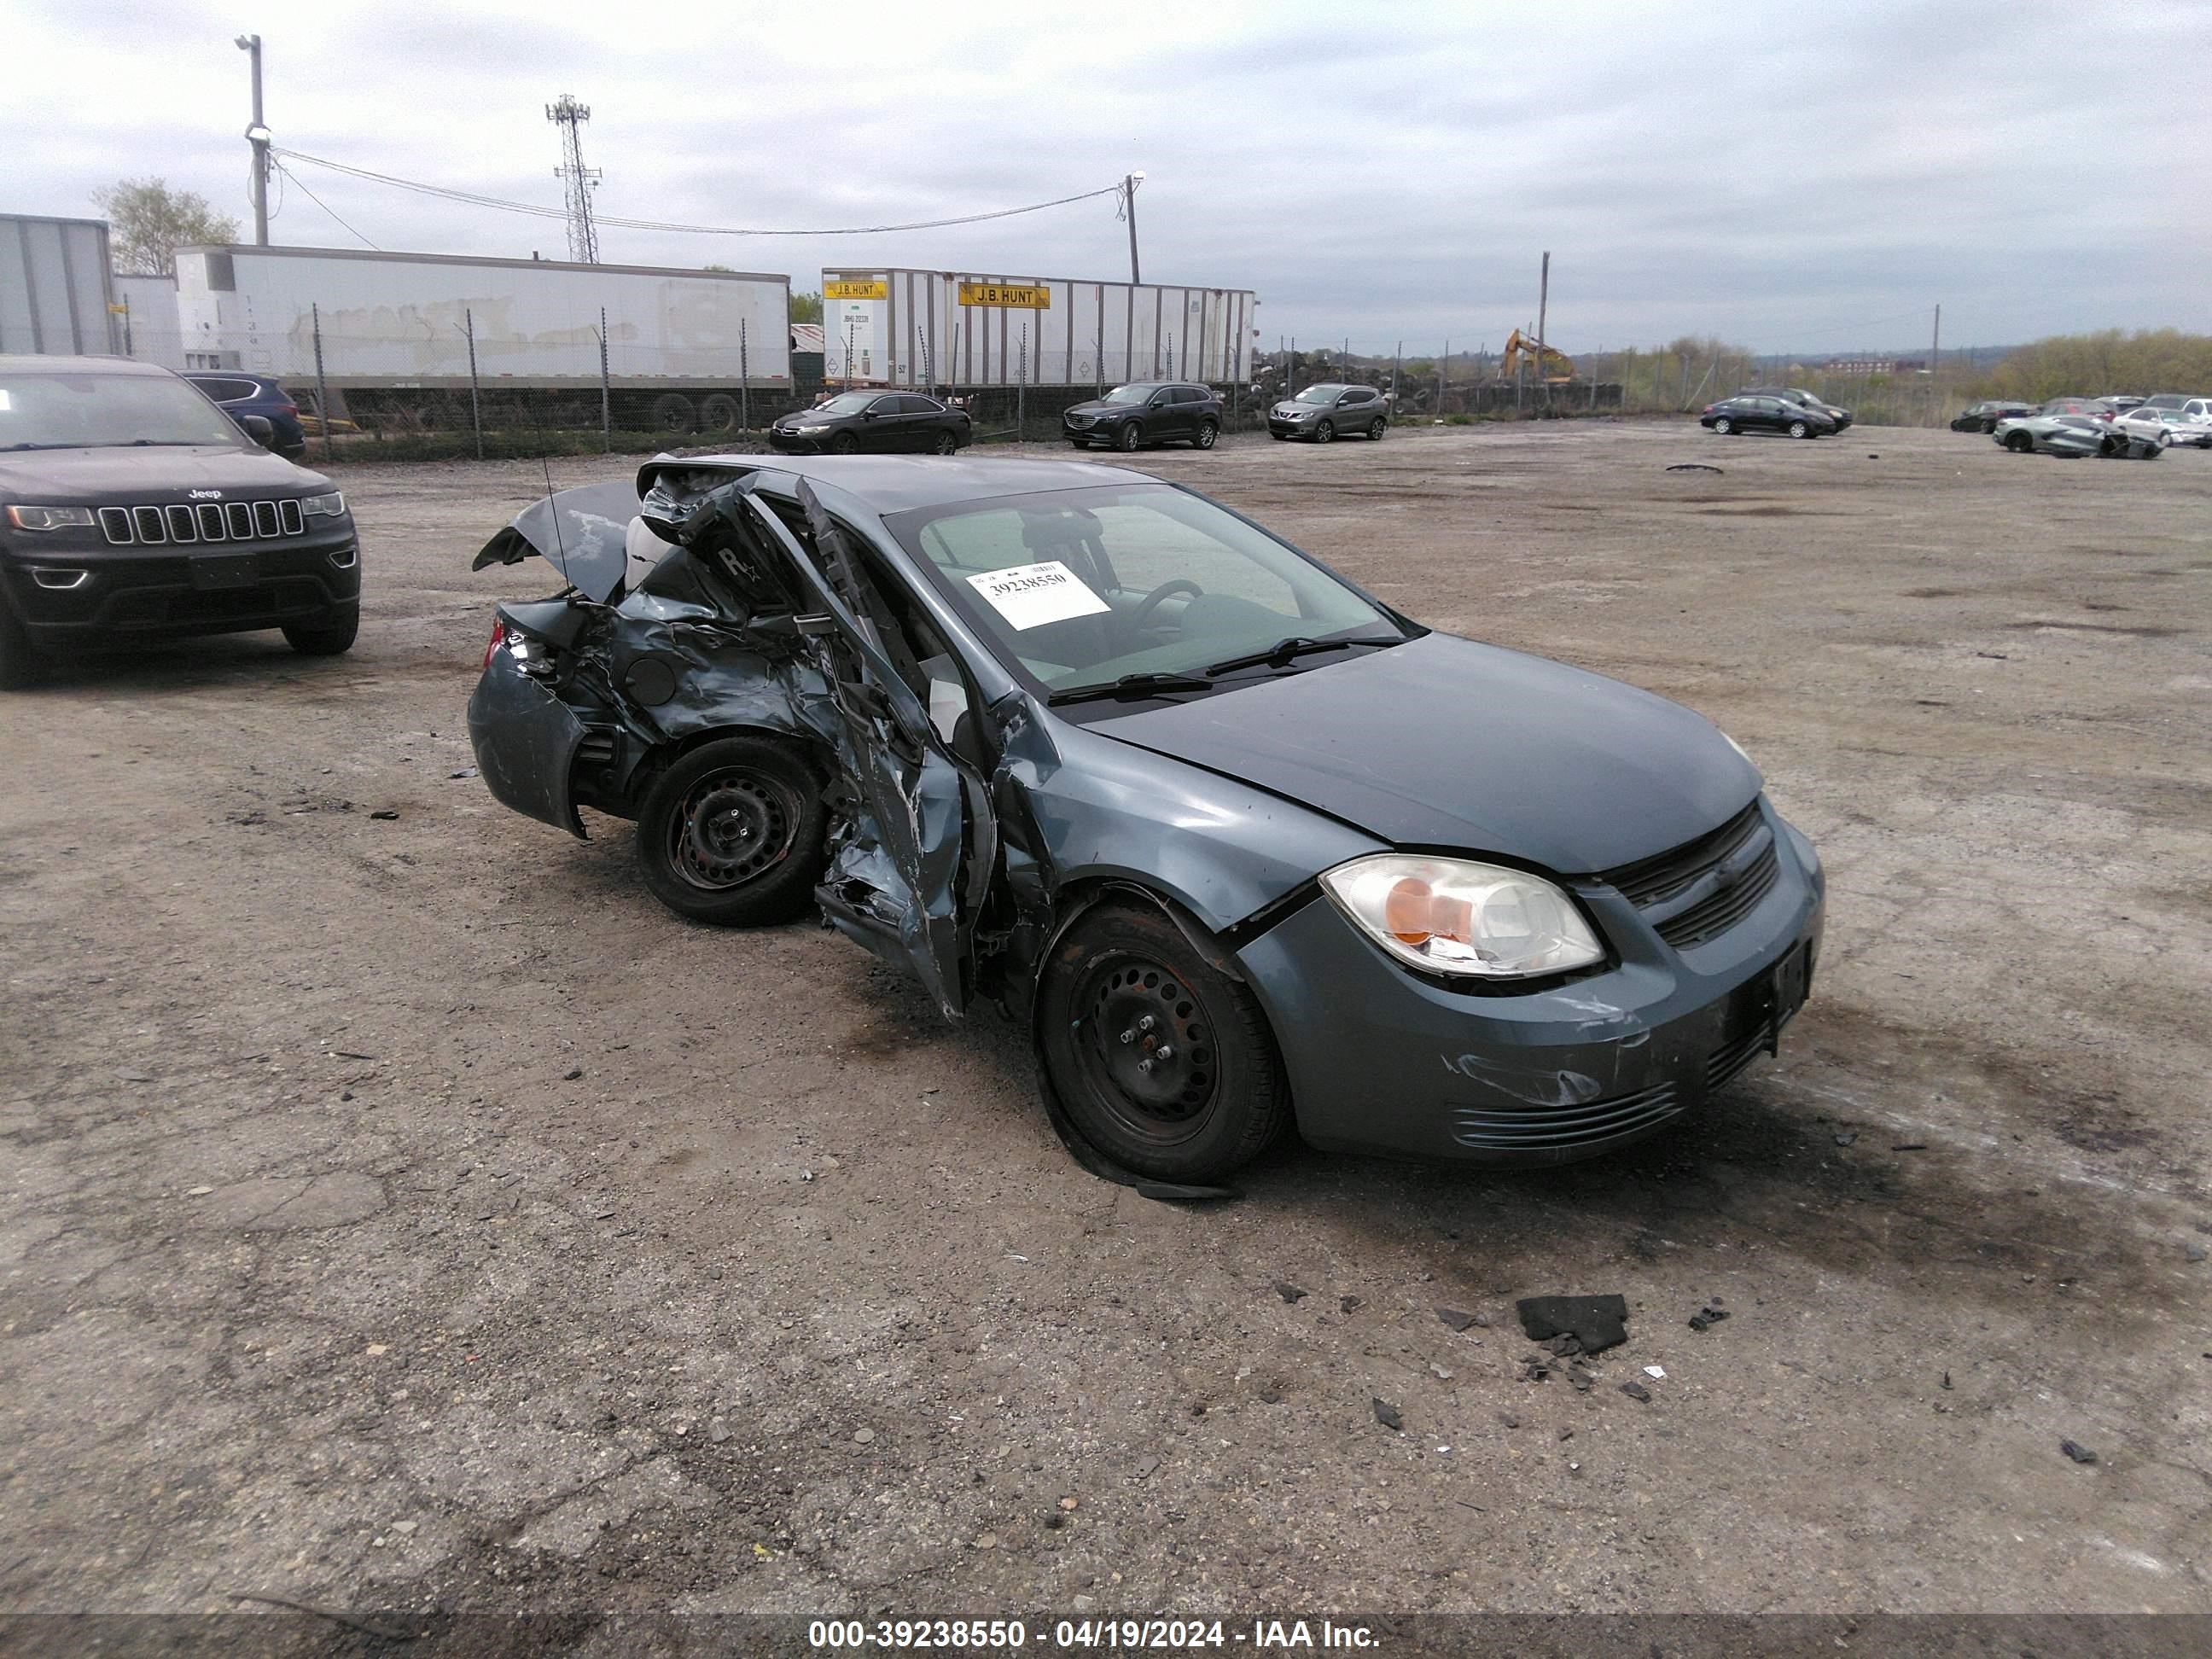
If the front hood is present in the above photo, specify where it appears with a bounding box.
[0,444,329,504]
[1085,632,1760,874]
[1062,401,1127,418]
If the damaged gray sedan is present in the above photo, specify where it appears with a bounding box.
[468,457,1825,1186]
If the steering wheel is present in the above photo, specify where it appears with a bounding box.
[1131,579,1205,632]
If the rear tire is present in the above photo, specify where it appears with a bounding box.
[698,393,741,434]
[1367,417,1387,440]
[1193,420,1219,450]
[1039,901,1289,1184]
[634,736,828,927]
[282,603,358,656]
[650,393,697,434]
[933,429,959,455]
[0,592,44,690]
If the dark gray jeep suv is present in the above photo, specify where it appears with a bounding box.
[0,355,361,687]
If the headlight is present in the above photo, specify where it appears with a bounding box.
[299,492,346,518]
[795,424,830,435]
[4,505,96,532]
[1320,855,1604,979]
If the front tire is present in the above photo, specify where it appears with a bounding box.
[1039,902,1289,1184]
[1313,419,1336,444]
[2005,430,2034,454]
[634,736,828,927]
[0,592,44,690]
[1788,419,1811,439]
[1713,416,1733,434]
[829,432,859,455]
[1116,422,1141,453]
[282,604,358,656]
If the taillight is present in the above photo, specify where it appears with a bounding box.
[277,402,299,416]
[482,616,505,670]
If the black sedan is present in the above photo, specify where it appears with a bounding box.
[1951,400,2036,434]
[1699,396,1837,439]
[768,391,970,456]
[467,456,1822,1188]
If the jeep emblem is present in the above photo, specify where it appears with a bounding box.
[188,489,224,500]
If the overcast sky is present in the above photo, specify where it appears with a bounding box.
[15,0,2211,355]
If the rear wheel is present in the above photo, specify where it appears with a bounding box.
[634,736,828,926]
[698,393,741,434]
[1039,902,1289,1183]
[282,603,358,656]
[1313,419,1336,444]
[650,393,697,434]
[1193,420,1219,450]
[1713,416,1733,434]
[1116,422,1142,453]
[1367,416,1387,440]
[932,428,959,455]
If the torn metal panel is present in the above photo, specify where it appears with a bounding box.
[467,648,590,836]
[472,480,650,602]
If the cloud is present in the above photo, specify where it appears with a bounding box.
[10,0,2209,352]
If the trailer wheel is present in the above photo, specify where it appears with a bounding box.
[651,394,697,434]
[699,394,741,434]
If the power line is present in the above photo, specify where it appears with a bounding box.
[271,147,1126,237]
[272,160,380,250]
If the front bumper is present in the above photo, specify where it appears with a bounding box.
[1,528,361,646]
[1235,805,1826,1165]
[766,431,830,453]
[1268,418,1316,438]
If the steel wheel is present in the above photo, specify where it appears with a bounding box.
[667,767,801,894]
[1314,419,1336,444]
[1075,955,1223,1148]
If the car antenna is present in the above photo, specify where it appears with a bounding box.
[539,457,568,572]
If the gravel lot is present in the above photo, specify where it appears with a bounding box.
[3,420,2209,1621]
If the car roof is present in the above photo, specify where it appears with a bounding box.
[655,453,1167,514]
[0,353,176,378]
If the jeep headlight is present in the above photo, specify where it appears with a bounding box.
[1320,855,1604,979]
[299,492,346,518]
[4,505,96,532]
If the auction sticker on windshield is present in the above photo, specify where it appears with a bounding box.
[966,561,1109,631]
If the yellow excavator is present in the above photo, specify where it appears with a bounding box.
[1497,329,1575,384]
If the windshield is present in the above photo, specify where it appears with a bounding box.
[810,393,881,416]
[1101,385,1159,406]
[1294,384,1348,405]
[886,483,1405,698]
[0,370,246,451]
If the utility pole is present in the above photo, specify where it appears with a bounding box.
[547,95,602,264]
[1930,302,1941,424]
[1536,251,1551,411]
[235,34,270,246]
[1121,172,1144,284]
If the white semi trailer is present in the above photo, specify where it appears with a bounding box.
[821,268,1256,391]
[0,213,122,356]
[170,244,791,432]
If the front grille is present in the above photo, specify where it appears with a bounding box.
[97,500,307,546]
[1598,800,1780,948]
[1452,1083,1681,1152]
[1066,414,1093,428]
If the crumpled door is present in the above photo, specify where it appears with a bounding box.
[736,485,984,1019]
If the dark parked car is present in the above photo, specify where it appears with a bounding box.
[0,355,361,688]
[183,370,308,461]
[1744,387,1853,432]
[1062,382,1224,451]
[1952,400,2036,434]
[1699,395,1837,439]
[1267,383,1390,442]
[767,391,970,455]
[467,456,1823,1185]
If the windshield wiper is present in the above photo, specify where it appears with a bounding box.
[1047,671,1215,706]
[1202,635,1395,677]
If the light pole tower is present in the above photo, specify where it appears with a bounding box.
[235,34,271,246]
[546,95,602,265]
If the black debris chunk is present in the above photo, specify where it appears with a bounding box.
[1372,1399,1403,1432]
[1340,1295,1363,1314]
[1542,1333,1583,1359]
[369,809,399,821]
[1519,1354,1552,1383]
[1688,1304,1732,1332]
[1892,1143,1929,1152]
[1558,1427,1574,1441]
[2060,1441,2098,1465]
[1567,1367,1596,1394]
[563,1067,583,1080]
[1275,1283,1307,1305]
[1941,1371,1953,1391]
[1436,1307,1480,1332]
[1516,1295,1629,1355]
[1620,1380,1652,1403]
[1664,463,1724,474]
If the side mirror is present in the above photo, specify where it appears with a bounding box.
[861,409,877,420]
[239,413,276,447]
